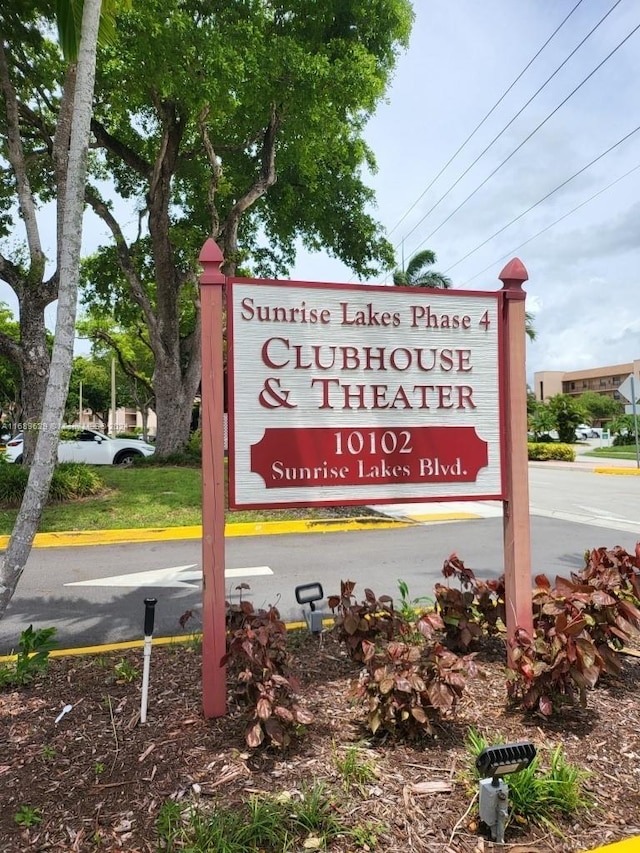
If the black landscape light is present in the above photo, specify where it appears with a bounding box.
[476,741,536,844]
[295,582,324,634]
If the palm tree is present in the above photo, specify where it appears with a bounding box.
[393,249,451,289]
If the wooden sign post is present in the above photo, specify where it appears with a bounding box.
[199,238,227,718]
[500,258,534,649]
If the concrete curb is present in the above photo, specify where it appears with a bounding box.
[0,515,416,550]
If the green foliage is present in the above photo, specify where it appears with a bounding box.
[547,394,584,444]
[434,554,504,651]
[0,625,57,687]
[467,730,592,829]
[609,415,638,445]
[334,743,379,792]
[393,249,451,288]
[527,442,575,461]
[113,658,139,683]
[14,805,43,828]
[396,578,434,621]
[222,597,312,749]
[47,462,105,502]
[575,390,622,422]
[188,429,202,454]
[527,403,556,439]
[155,784,343,853]
[134,448,200,467]
[0,462,104,507]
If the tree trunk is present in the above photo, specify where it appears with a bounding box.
[19,296,51,464]
[0,0,102,620]
[153,354,200,455]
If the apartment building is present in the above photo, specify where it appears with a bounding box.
[534,359,640,402]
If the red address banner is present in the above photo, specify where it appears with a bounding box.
[250,426,488,488]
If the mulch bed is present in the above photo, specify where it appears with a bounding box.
[2,631,640,853]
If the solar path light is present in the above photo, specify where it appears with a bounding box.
[140,597,157,724]
[476,741,536,843]
[294,582,324,634]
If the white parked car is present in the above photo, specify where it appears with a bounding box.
[4,428,155,465]
[575,424,602,440]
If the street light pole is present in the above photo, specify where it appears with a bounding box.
[110,357,116,436]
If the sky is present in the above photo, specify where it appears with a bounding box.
[3,0,639,386]
[288,0,640,383]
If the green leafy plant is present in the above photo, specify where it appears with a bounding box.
[222,601,312,748]
[155,785,343,852]
[0,462,103,507]
[114,658,139,684]
[42,745,56,761]
[156,799,185,851]
[0,625,57,687]
[397,578,434,621]
[353,639,476,738]
[349,820,388,849]
[14,805,42,827]
[333,742,379,792]
[466,729,592,831]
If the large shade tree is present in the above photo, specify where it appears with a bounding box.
[78,0,413,454]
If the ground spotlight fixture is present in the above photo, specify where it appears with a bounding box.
[476,741,536,844]
[295,582,324,634]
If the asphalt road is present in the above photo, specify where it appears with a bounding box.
[1,464,639,653]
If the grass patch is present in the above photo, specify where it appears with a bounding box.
[156,784,344,853]
[466,728,592,833]
[582,446,640,460]
[0,465,382,534]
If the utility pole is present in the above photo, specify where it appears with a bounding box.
[110,357,116,436]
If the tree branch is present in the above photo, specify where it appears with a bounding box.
[90,117,151,176]
[0,41,45,281]
[0,330,23,366]
[84,185,159,341]
[221,103,280,273]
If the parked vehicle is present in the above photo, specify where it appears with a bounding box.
[4,428,155,465]
[575,424,603,440]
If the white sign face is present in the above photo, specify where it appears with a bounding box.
[618,374,640,403]
[227,280,504,508]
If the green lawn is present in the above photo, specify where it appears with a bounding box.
[0,465,377,535]
[582,446,640,461]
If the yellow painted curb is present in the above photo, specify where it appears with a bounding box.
[409,511,481,522]
[0,619,336,663]
[586,839,640,852]
[0,516,415,549]
[594,467,640,476]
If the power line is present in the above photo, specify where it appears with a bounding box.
[408,15,640,257]
[458,161,640,287]
[385,0,587,240]
[441,126,640,276]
